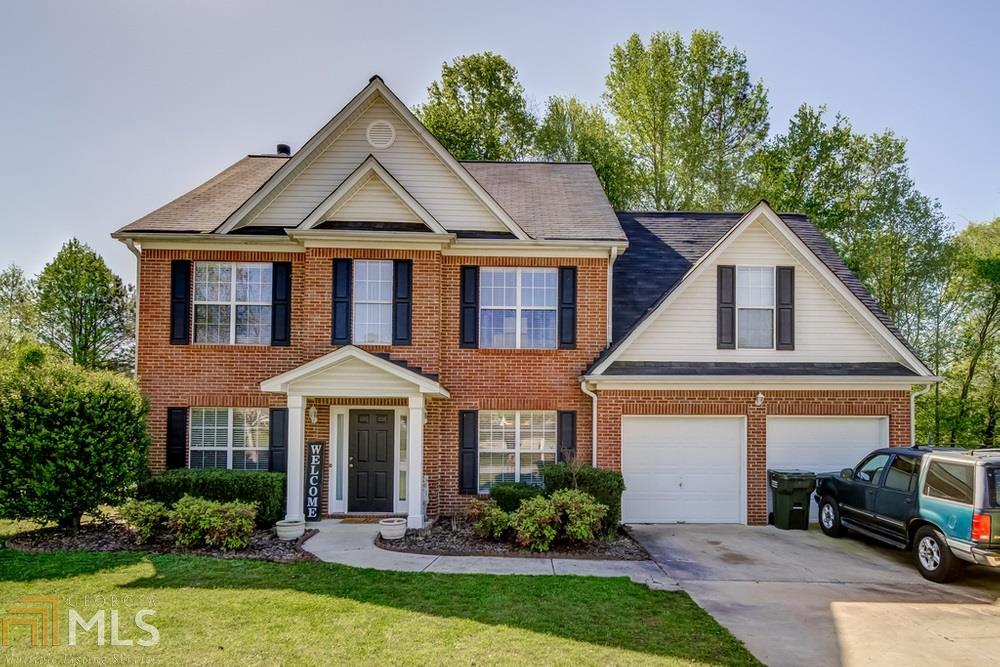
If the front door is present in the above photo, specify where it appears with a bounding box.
[348,410,394,512]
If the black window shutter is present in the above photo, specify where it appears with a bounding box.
[458,410,478,495]
[558,266,577,349]
[717,265,736,349]
[271,262,292,346]
[170,260,191,345]
[269,408,288,473]
[459,266,479,348]
[166,407,188,468]
[557,411,577,462]
[776,266,795,350]
[331,259,352,345]
[392,259,412,345]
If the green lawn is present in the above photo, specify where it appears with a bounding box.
[0,522,758,666]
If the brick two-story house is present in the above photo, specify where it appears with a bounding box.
[113,76,936,537]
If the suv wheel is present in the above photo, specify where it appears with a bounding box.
[913,525,963,583]
[819,496,845,537]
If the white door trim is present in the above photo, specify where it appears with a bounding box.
[328,405,409,515]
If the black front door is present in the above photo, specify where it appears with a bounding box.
[348,410,394,512]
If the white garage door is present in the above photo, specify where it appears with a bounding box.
[621,416,744,524]
[766,416,889,518]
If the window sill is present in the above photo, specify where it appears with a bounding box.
[189,343,282,350]
[471,348,565,355]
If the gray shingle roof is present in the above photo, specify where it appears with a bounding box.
[604,210,921,368]
[115,156,288,234]
[460,162,626,241]
[601,361,918,376]
[116,157,625,242]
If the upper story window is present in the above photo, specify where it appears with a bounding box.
[353,260,393,345]
[479,268,557,349]
[736,266,775,349]
[193,262,272,344]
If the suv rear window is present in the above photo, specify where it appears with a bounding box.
[923,461,975,505]
[987,467,1000,508]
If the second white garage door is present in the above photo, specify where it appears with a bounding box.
[621,416,745,524]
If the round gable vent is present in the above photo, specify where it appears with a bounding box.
[366,120,396,149]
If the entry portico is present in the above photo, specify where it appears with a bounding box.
[261,346,449,536]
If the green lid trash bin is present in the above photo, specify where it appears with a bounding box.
[768,469,816,530]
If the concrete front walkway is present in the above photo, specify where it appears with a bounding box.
[302,519,677,589]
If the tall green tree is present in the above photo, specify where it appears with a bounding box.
[414,52,536,160]
[36,239,135,372]
[0,264,36,356]
[534,96,640,209]
[604,31,769,210]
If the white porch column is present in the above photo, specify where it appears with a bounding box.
[407,393,426,529]
[284,394,306,527]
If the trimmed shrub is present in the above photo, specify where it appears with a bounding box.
[118,499,169,544]
[0,345,149,528]
[467,498,511,540]
[168,495,257,551]
[551,489,607,543]
[488,482,542,512]
[509,495,560,552]
[136,469,285,526]
[541,462,625,533]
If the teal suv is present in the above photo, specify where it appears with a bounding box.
[815,447,1000,582]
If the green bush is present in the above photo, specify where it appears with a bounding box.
[509,495,560,552]
[136,469,285,526]
[0,345,149,528]
[488,482,543,512]
[118,499,169,544]
[168,495,257,551]
[467,498,511,540]
[541,462,625,533]
[551,489,607,543]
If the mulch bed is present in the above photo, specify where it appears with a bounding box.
[376,518,650,560]
[4,520,318,563]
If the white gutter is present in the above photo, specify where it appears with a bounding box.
[582,374,943,386]
[911,383,933,444]
[580,381,598,465]
[123,238,141,378]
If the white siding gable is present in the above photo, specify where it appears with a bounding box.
[289,357,417,396]
[327,173,421,224]
[618,221,897,363]
[249,96,506,233]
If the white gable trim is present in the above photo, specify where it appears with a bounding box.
[297,155,447,233]
[216,77,530,240]
[592,201,933,377]
[260,345,449,397]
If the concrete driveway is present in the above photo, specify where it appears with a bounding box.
[630,524,1000,667]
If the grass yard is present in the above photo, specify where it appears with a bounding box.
[0,522,758,666]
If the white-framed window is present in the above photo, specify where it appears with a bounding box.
[478,410,557,493]
[189,407,270,471]
[193,262,272,344]
[353,259,393,345]
[736,266,775,349]
[479,268,557,349]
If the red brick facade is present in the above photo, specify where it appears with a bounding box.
[594,389,911,524]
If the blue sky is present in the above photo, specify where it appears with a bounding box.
[1,0,997,281]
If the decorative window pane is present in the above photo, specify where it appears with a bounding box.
[353,260,393,344]
[735,266,775,349]
[190,407,269,471]
[193,262,271,344]
[478,410,556,492]
[479,268,557,349]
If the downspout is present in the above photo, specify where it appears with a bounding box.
[581,381,598,465]
[124,239,141,378]
[911,383,932,445]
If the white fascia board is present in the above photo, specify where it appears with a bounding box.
[582,374,941,390]
[112,232,305,253]
[217,78,530,240]
[260,345,449,397]
[443,239,628,258]
[297,155,448,233]
[285,229,455,250]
